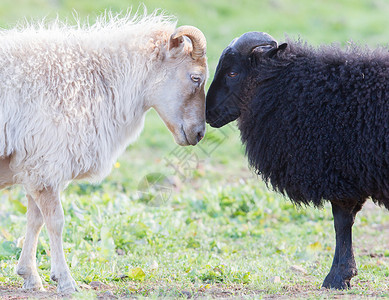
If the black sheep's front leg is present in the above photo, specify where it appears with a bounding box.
[322,201,364,290]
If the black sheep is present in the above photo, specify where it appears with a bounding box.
[206,31,389,289]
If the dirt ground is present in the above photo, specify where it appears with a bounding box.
[0,282,386,299]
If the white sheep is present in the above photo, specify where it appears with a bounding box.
[0,12,208,293]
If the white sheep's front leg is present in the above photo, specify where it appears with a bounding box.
[34,188,77,294]
[16,195,44,291]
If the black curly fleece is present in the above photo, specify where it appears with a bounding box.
[238,40,389,208]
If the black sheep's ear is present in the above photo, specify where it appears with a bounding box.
[249,43,287,66]
[265,43,288,58]
[249,44,274,66]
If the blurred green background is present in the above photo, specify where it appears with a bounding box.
[1,0,389,297]
[1,0,389,77]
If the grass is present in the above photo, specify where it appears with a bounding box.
[1,0,389,298]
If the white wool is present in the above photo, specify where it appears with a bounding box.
[0,12,177,191]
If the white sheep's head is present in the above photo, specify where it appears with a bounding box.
[150,25,208,146]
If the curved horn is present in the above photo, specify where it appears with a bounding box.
[171,25,207,59]
[231,31,278,56]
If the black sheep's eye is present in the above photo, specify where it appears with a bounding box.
[228,71,238,78]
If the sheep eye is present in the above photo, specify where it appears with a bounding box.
[191,75,201,83]
[228,71,238,78]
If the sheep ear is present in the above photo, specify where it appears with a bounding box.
[249,44,274,66]
[168,35,185,53]
[249,43,287,66]
[265,43,288,58]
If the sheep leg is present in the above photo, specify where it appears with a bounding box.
[322,201,363,289]
[34,188,77,294]
[16,195,44,291]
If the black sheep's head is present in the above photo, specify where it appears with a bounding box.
[206,31,281,128]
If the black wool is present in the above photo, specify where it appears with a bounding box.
[238,41,389,208]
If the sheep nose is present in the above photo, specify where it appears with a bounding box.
[196,131,204,143]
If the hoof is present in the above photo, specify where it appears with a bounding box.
[51,271,78,294]
[57,279,78,294]
[322,277,350,290]
[16,266,44,291]
[322,270,356,290]
[22,275,45,291]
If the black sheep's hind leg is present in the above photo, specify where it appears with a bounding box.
[322,201,364,290]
